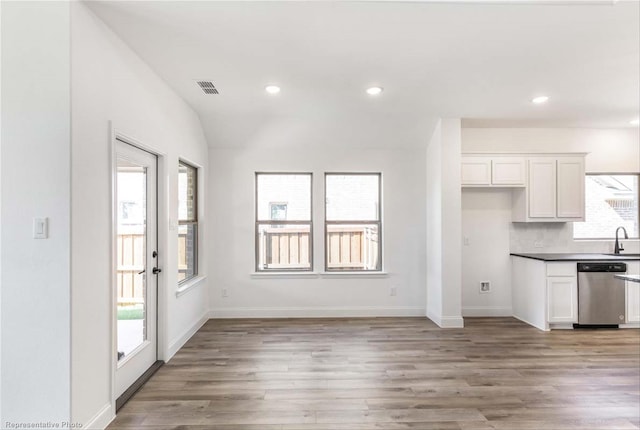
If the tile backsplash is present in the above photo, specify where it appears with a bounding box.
[510,222,640,254]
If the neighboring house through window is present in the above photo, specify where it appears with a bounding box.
[574,173,639,239]
[269,202,288,221]
[256,173,312,271]
[325,173,382,271]
[178,161,198,282]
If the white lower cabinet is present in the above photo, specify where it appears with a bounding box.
[513,256,639,330]
[626,282,640,324]
[547,276,578,323]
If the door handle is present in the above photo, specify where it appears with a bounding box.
[138,270,146,275]
[152,267,162,275]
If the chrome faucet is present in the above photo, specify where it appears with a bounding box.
[614,226,628,254]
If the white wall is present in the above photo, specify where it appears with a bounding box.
[461,127,640,315]
[71,4,208,427]
[1,1,4,419]
[208,143,427,317]
[441,120,463,322]
[461,189,512,316]
[1,1,71,424]
[462,128,640,173]
[425,119,463,328]
[426,122,443,321]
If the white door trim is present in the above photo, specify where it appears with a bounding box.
[108,122,168,413]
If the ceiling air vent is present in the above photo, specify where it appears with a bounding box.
[197,81,219,95]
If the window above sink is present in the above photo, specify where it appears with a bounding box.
[574,174,639,240]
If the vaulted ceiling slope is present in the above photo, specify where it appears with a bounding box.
[86,1,639,148]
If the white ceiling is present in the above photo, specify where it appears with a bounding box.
[87,1,640,148]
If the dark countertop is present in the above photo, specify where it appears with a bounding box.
[615,274,640,283]
[510,253,640,262]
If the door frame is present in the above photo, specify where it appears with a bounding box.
[109,122,169,412]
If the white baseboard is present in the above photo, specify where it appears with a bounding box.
[549,323,574,330]
[426,309,464,328]
[513,314,549,331]
[83,402,114,430]
[619,323,640,329]
[208,306,425,318]
[166,312,209,361]
[462,306,513,317]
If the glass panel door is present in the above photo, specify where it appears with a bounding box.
[116,160,148,360]
[115,139,158,399]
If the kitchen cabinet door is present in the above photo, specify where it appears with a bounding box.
[547,276,578,323]
[557,157,585,219]
[626,282,640,323]
[461,157,491,185]
[529,158,557,218]
[492,157,526,186]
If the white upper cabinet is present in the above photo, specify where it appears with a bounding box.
[528,157,557,218]
[461,155,525,187]
[556,157,585,219]
[512,154,586,223]
[462,153,585,222]
[461,157,491,185]
[492,157,526,185]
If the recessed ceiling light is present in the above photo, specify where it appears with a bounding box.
[366,87,383,96]
[630,118,639,126]
[531,96,549,104]
[265,85,281,94]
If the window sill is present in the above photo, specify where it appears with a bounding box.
[251,272,320,278]
[250,271,389,279]
[573,238,640,242]
[176,275,207,297]
[320,271,389,278]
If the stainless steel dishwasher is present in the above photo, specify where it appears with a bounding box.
[577,262,627,326]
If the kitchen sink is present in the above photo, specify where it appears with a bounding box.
[604,253,640,257]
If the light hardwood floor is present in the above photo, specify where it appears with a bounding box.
[108,317,640,430]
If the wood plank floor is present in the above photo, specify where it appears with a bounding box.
[108,317,640,430]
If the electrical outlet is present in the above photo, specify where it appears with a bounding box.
[222,288,228,298]
[390,286,397,296]
[480,281,491,294]
[463,237,470,246]
[534,240,544,248]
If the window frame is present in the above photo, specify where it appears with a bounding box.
[324,172,382,272]
[574,172,640,240]
[178,160,199,284]
[255,172,314,272]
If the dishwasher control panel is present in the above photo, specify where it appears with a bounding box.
[577,262,627,273]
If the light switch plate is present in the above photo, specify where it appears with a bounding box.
[33,217,48,239]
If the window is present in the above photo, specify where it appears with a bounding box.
[178,161,198,283]
[269,203,288,221]
[325,173,381,271]
[256,173,312,271]
[574,174,639,239]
